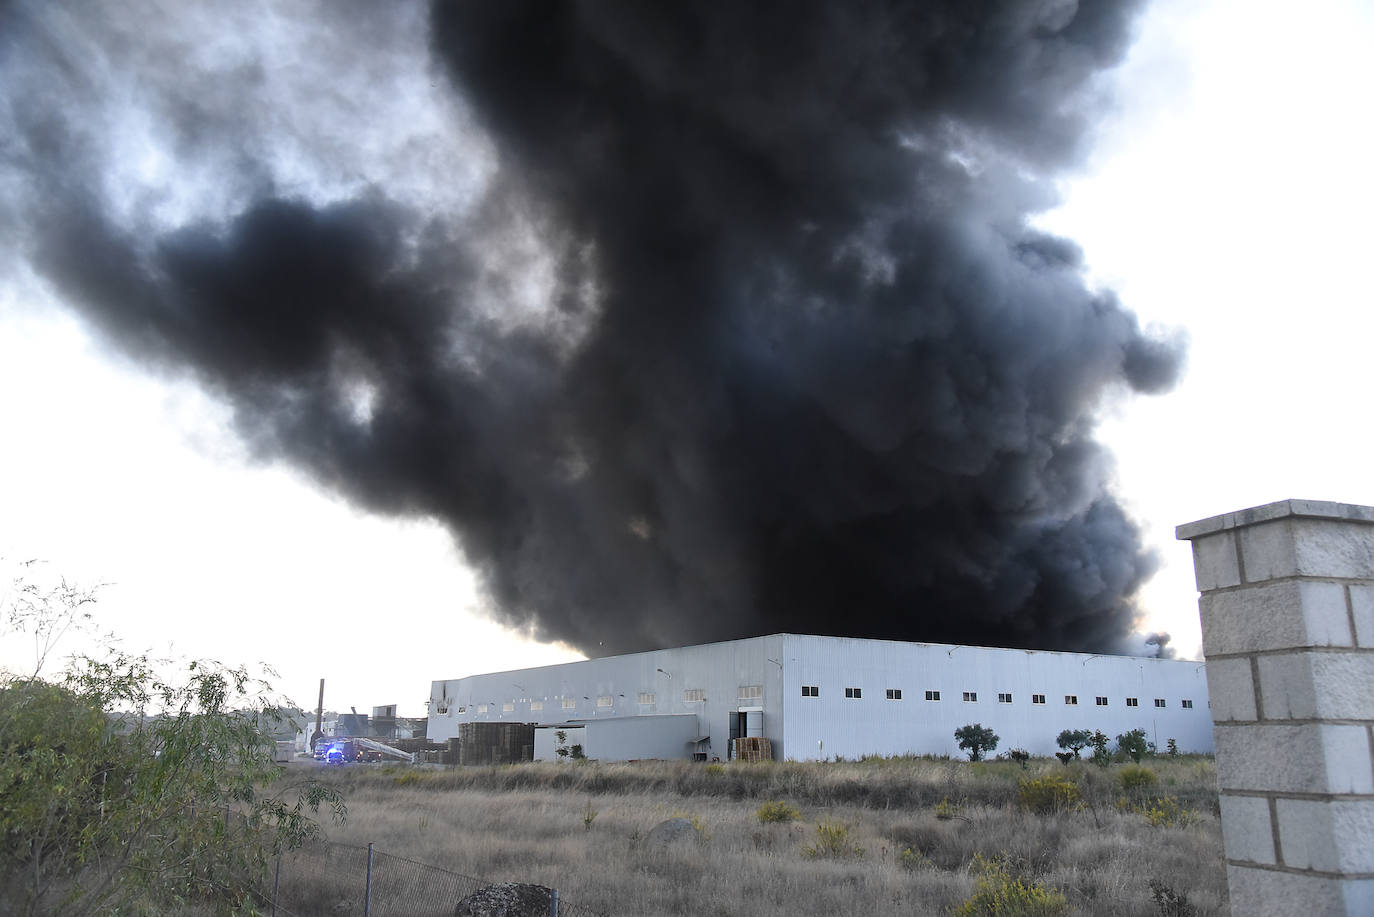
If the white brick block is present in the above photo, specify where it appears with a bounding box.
[1228,866,1374,917]
[1218,794,1276,864]
[1215,723,1374,794]
[1190,530,1241,591]
[1240,519,1298,581]
[1353,585,1374,648]
[1324,726,1374,795]
[1292,518,1374,579]
[1297,580,1357,647]
[1200,581,1350,656]
[1258,652,1374,720]
[1205,656,1257,722]
[1341,878,1374,915]
[1276,798,1374,873]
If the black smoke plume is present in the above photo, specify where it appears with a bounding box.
[3,0,1179,656]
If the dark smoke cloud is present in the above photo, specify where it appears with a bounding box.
[2,0,1180,656]
[1143,632,1176,659]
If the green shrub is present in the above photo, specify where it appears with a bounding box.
[757,799,801,823]
[899,846,931,871]
[1117,794,1197,828]
[935,797,962,820]
[954,723,1000,762]
[705,762,725,777]
[1009,749,1030,768]
[1090,730,1112,768]
[1056,729,1091,759]
[1016,775,1080,815]
[0,661,343,916]
[802,821,864,859]
[1117,729,1150,763]
[1141,795,1197,829]
[1119,765,1159,793]
[582,799,598,830]
[952,853,1068,916]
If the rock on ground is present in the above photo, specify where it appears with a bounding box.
[644,817,699,849]
[454,882,553,917]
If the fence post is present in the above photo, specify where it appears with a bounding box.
[271,853,281,917]
[550,888,559,917]
[364,842,374,917]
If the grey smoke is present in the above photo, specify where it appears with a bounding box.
[1,0,1180,656]
[1144,632,1176,659]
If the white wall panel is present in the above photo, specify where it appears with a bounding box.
[430,633,1212,762]
[780,634,1212,760]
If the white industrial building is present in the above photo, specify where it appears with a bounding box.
[427,634,1213,762]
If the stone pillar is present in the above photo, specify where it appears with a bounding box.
[1177,500,1374,916]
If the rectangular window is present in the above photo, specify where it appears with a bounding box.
[924,690,941,701]
[684,689,705,703]
[502,702,515,713]
[1064,695,1078,705]
[435,703,449,714]
[1181,699,1194,709]
[457,705,467,714]
[561,698,577,710]
[1095,696,1108,706]
[801,685,819,697]
[962,691,977,703]
[529,701,543,712]
[1154,698,1166,708]
[638,692,656,705]
[476,704,489,714]
[845,687,862,699]
[886,688,902,700]
[1126,697,1138,707]
[998,693,1012,704]
[596,695,613,707]
[1031,694,1045,705]
[738,684,763,701]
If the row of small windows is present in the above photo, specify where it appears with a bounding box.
[800,687,1196,708]
[454,689,1198,713]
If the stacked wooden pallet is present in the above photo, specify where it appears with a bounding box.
[735,737,773,762]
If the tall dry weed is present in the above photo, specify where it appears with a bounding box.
[302,756,1225,916]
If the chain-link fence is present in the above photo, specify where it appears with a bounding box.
[259,839,607,917]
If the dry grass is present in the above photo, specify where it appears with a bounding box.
[303,757,1226,916]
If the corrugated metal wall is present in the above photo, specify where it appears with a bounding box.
[428,635,785,760]
[428,633,1213,761]
[780,634,1213,759]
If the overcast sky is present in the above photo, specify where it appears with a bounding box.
[2,0,1371,716]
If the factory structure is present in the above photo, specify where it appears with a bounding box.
[427,634,1212,763]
